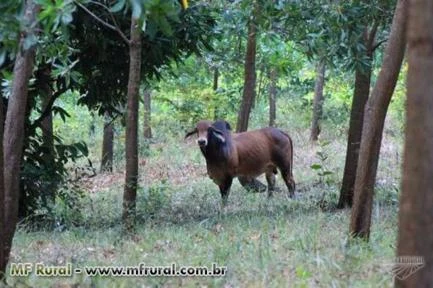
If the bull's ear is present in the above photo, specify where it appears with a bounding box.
[184,128,197,139]
[225,121,231,131]
[210,127,226,143]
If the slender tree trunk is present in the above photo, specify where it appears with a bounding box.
[395,1,433,286]
[0,78,5,278]
[255,65,265,108]
[143,89,152,139]
[2,0,39,277]
[213,67,219,91]
[236,19,257,132]
[38,65,55,205]
[213,68,219,120]
[268,68,277,127]
[37,65,54,157]
[350,0,407,240]
[123,17,142,232]
[338,26,376,208]
[101,113,114,172]
[310,61,326,142]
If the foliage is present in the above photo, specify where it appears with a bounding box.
[310,140,335,185]
[20,118,89,222]
[280,0,396,70]
[0,0,22,66]
[71,0,216,116]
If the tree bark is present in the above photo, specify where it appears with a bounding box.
[310,61,326,142]
[37,65,54,158]
[338,27,376,209]
[0,72,5,278]
[395,0,433,286]
[350,0,407,240]
[236,19,257,132]
[213,68,219,120]
[268,68,277,127]
[123,17,142,232]
[101,113,114,172]
[143,89,152,139]
[38,65,55,205]
[213,67,219,91]
[2,0,39,277]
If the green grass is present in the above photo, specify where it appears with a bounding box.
[5,115,403,287]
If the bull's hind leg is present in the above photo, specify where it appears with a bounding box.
[279,166,296,199]
[219,177,233,207]
[265,171,276,198]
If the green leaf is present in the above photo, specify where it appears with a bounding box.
[131,0,142,19]
[110,0,126,13]
[61,12,73,25]
[295,266,311,279]
[0,50,6,66]
[310,164,322,170]
[23,34,38,50]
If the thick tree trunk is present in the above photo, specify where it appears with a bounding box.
[101,113,114,172]
[123,17,142,232]
[236,20,257,132]
[338,27,376,209]
[2,0,39,277]
[310,61,325,142]
[350,0,407,240]
[268,68,277,127]
[143,89,152,139]
[395,0,433,286]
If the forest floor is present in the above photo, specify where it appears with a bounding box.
[6,126,402,288]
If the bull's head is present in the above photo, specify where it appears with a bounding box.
[185,120,231,147]
[185,120,213,147]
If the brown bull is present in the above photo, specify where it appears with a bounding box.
[186,120,295,206]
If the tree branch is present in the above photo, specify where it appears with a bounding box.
[87,0,125,39]
[74,0,130,45]
[372,38,388,52]
[30,79,67,130]
[367,21,379,49]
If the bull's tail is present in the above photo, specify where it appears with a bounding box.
[279,130,295,192]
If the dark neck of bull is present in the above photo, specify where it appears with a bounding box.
[202,132,232,164]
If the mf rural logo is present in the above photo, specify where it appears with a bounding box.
[382,256,425,280]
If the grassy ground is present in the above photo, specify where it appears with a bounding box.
[5,115,402,287]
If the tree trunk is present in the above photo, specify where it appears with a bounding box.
[236,20,257,132]
[101,113,114,172]
[310,61,326,142]
[268,68,277,127]
[0,74,5,278]
[2,0,39,277]
[123,17,142,232]
[143,89,152,139]
[213,68,219,120]
[350,0,407,240]
[395,0,433,286]
[213,67,219,91]
[38,65,55,206]
[338,26,376,209]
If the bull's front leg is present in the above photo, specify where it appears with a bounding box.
[219,176,233,207]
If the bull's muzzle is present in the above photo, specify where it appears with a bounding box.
[197,138,207,147]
